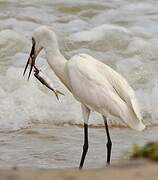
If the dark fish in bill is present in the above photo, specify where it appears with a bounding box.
[34,66,64,100]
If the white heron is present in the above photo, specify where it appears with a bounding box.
[23,26,145,169]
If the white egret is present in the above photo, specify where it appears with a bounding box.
[23,26,145,169]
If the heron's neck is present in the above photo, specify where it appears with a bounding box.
[45,45,70,90]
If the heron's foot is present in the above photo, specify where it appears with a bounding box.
[106,162,110,167]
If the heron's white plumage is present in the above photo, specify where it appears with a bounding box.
[31,26,145,131]
[67,53,145,131]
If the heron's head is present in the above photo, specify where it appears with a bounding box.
[23,26,57,79]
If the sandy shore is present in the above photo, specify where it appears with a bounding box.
[0,161,157,180]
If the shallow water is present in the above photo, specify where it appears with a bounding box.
[0,0,158,168]
[0,125,157,169]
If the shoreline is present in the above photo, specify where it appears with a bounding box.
[0,161,157,180]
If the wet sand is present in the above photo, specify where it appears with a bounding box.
[0,161,157,180]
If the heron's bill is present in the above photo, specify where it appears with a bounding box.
[23,38,36,80]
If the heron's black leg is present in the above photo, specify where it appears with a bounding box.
[79,123,88,169]
[103,116,112,165]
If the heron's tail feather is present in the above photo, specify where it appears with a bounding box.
[124,91,145,131]
[135,122,145,131]
[122,106,145,131]
[130,96,142,121]
[123,115,145,131]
